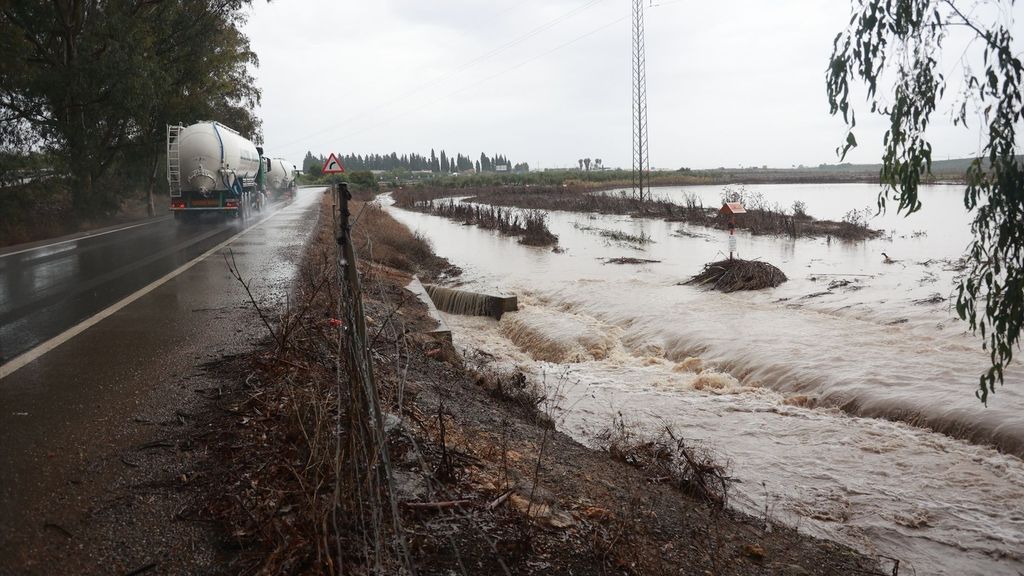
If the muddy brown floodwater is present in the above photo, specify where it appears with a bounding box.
[385,183,1024,576]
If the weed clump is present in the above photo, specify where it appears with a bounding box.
[400,197,559,247]
[352,202,440,272]
[595,417,730,508]
[468,367,553,429]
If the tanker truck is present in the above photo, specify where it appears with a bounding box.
[166,121,266,220]
[264,157,298,201]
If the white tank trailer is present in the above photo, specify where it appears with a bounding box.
[166,121,264,219]
[265,158,298,199]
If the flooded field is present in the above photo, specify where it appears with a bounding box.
[384,183,1024,576]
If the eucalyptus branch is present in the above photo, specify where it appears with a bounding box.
[830,0,1024,402]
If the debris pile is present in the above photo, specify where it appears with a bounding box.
[686,258,787,292]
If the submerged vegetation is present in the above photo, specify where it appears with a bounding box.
[392,192,559,246]
[394,184,882,242]
[573,221,654,248]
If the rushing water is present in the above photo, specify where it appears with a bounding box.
[383,183,1024,576]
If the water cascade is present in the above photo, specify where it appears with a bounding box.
[424,285,517,319]
[385,184,1024,575]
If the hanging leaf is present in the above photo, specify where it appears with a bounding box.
[828,0,1024,403]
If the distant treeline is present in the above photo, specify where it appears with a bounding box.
[812,156,1018,176]
[300,154,986,190]
[302,150,528,175]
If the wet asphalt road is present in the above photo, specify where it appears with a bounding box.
[1,213,242,364]
[0,188,324,573]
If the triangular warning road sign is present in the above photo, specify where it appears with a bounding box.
[322,153,345,174]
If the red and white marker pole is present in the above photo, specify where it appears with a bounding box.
[728,215,737,260]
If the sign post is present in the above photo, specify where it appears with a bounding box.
[322,153,346,174]
[719,202,746,260]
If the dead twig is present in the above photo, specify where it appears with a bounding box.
[135,439,175,451]
[401,499,472,510]
[224,249,284,352]
[487,490,513,510]
[42,522,73,538]
[123,562,158,576]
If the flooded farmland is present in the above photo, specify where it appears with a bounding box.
[385,183,1024,576]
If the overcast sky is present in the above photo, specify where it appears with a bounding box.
[244,0,1020,170]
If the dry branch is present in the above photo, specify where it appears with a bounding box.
[401,499,472,510]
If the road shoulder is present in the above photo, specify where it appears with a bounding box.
[0,193,322,575]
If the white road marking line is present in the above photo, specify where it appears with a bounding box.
[0,217,170,259]
[0,211,283,380]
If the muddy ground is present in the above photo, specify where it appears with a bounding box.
[186,190,884,575]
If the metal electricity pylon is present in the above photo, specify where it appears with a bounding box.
[631,0,650,204]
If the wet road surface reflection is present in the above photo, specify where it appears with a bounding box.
[1,211,270,365]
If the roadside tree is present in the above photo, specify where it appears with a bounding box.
[828,0,1024,402]
[0,0,260,217]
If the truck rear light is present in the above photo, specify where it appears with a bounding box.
[171,199,186,209]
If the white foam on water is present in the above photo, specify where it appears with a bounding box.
[384,184,1024,575]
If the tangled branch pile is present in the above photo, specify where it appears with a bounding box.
[687,258,787,292]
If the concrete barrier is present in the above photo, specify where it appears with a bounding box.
[422,284,518,320]
[405,276,452,343]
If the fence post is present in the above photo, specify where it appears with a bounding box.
[332,182,413,573]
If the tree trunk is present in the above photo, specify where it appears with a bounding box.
[146,151,159,217]
[71,170,94,221]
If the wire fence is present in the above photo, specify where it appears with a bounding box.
[331,182,414,574]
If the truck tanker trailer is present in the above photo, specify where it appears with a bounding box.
[265,157,298,200]
[166,121,267,219]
